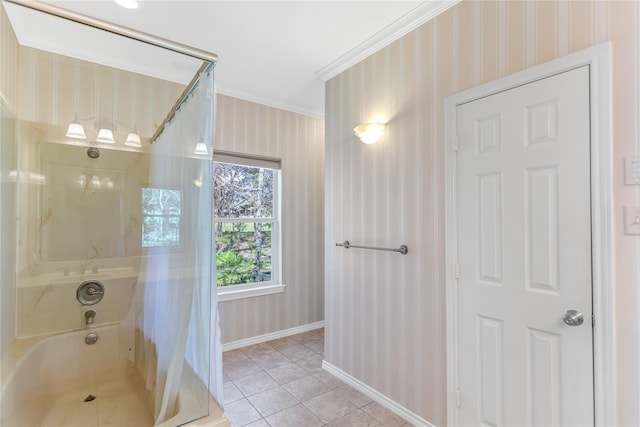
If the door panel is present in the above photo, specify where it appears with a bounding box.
[456,66,593,426]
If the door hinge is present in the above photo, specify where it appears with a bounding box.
[456,389,461,408]
[453,263,460,279]
[452,137,459,152]
[592,313,595,328]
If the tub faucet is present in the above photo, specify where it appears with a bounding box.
[84,310,96,326]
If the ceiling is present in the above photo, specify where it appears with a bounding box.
[5,0,458,117]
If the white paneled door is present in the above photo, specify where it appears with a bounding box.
[455,66,593,426]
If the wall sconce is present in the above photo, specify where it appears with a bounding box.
[353,123,385,144]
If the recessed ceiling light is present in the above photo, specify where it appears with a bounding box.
[114,0,139,10]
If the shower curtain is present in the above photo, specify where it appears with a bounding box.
[120,66,222,425]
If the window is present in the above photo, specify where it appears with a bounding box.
[214,153,282,301]
[141,187,182,248]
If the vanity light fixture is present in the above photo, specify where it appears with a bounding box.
[194,140,209,155]
[96,128,116,144]
[124,132,142,147]
[114,0,139,10]
[66,114,87,139]
[353,122,385,144]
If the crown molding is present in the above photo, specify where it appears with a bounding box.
[216,86,325,119]
[316,0,461,82]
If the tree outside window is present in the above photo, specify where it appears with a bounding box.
[214,160,278,287]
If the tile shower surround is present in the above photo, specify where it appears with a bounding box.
[223,329,413,427]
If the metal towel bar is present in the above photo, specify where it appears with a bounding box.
[335,240,408,255]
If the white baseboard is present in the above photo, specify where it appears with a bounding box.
[322,361,435,427]
[221,321,324,352]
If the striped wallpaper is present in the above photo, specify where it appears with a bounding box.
[325,0,640,425]
[16,46,184,146]
[215,94,325,344]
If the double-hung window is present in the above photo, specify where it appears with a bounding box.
[214,152,283,301]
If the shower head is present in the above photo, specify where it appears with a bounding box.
[87,147,100,159]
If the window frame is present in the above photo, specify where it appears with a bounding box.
[214,152,284,302]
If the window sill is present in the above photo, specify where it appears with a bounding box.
[217,283,286,302]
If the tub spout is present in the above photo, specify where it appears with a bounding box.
[84,310,96,326]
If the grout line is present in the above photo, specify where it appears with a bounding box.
[225,329,407,427]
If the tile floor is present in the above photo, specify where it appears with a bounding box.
[222,329,413,427]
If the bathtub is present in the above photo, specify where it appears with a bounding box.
[0,325,228,427]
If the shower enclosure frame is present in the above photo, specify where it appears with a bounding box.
[3,0,219,141]
[1,1,224,425]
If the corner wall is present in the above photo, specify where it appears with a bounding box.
[215,94,325,343]
[324,1,640,424]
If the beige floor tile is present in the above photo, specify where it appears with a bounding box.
[233,371,279,397]
[223,380,244,404]
[324,409,383,427]
[333,385,373,408]
[282,375,331,402]
[242,343,276,358]
[247,386,299,417]
[223,349,248,364]
[224,359,263,380]
[265,403,323,427]
[248,350,291,370]
[303,339,324,354]
[312,370,345,389]
[266,362,310,385]
[293,353,324,374]
[279,344,317,362]
[223,398,262,427]
[361,402,407,427]
[293,331,321,345]
[266,337,300,351]
[303,390,358,424]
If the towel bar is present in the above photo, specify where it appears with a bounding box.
[335,240,408,255]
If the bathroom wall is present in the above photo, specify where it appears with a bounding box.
[12,46,188,338]
[0,1,18,381]
[324,1,640,425]
[15,46,184,277]
[216,94,325,343]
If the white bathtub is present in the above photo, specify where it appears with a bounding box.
[0,325,228,427]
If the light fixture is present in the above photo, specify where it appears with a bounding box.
[114,0,139,9]
[353,123,385,144]
[66,114,87,139]
[124,132,142,147]
[194,140,209,155]
[96,128,116,144]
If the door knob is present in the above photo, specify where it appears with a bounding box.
[563,309,584,326]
